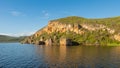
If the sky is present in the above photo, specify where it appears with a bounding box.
[0,0,120,36]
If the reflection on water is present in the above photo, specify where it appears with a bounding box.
[35,45,120,68]
[0,43,120,68]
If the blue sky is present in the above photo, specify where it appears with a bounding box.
[0,0,120,36]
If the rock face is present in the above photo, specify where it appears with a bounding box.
[34,22,84,36]
[45,38,53,45]
[114,34,120,41]
[60,38,72,46]
[21,16,120,46]
[81,24,115,34]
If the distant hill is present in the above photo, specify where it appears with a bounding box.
[0,35,27,43]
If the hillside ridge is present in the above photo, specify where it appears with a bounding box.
[21,16,120,46]
[0,35,26,43]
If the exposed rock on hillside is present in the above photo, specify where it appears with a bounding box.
[21,16,120,46]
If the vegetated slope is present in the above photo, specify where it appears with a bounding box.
[22,16,120,46]
[0,35,26,43]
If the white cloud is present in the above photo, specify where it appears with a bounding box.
[0,33,11,36]
[42,10,50,18]
[13,32,35,37]
[0,32,35,37]
[10,11,25,16]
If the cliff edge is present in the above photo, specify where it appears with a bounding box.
[21,16,120,46]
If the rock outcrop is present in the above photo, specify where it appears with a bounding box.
[21,16,120,46]
[114,34,120,41]
[60,38,72,46]
[34,22,84,36]
[45,38,53,45]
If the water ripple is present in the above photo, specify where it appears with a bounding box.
[0,43,120,68]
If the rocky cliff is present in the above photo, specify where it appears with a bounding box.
[21,16,120,46]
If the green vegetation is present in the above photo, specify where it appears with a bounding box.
[30,30,120,46]
[51,16,120,24]
[51,16,120,33]
[0,35,26,43]
[51,16,86,24]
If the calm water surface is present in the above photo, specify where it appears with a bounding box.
[0,43,120,68]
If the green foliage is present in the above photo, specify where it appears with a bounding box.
[51,16,86,24]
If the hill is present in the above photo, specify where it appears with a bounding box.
[0,35,26,43]
[21,16,120,46]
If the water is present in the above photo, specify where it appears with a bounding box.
[0,43,120,68]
